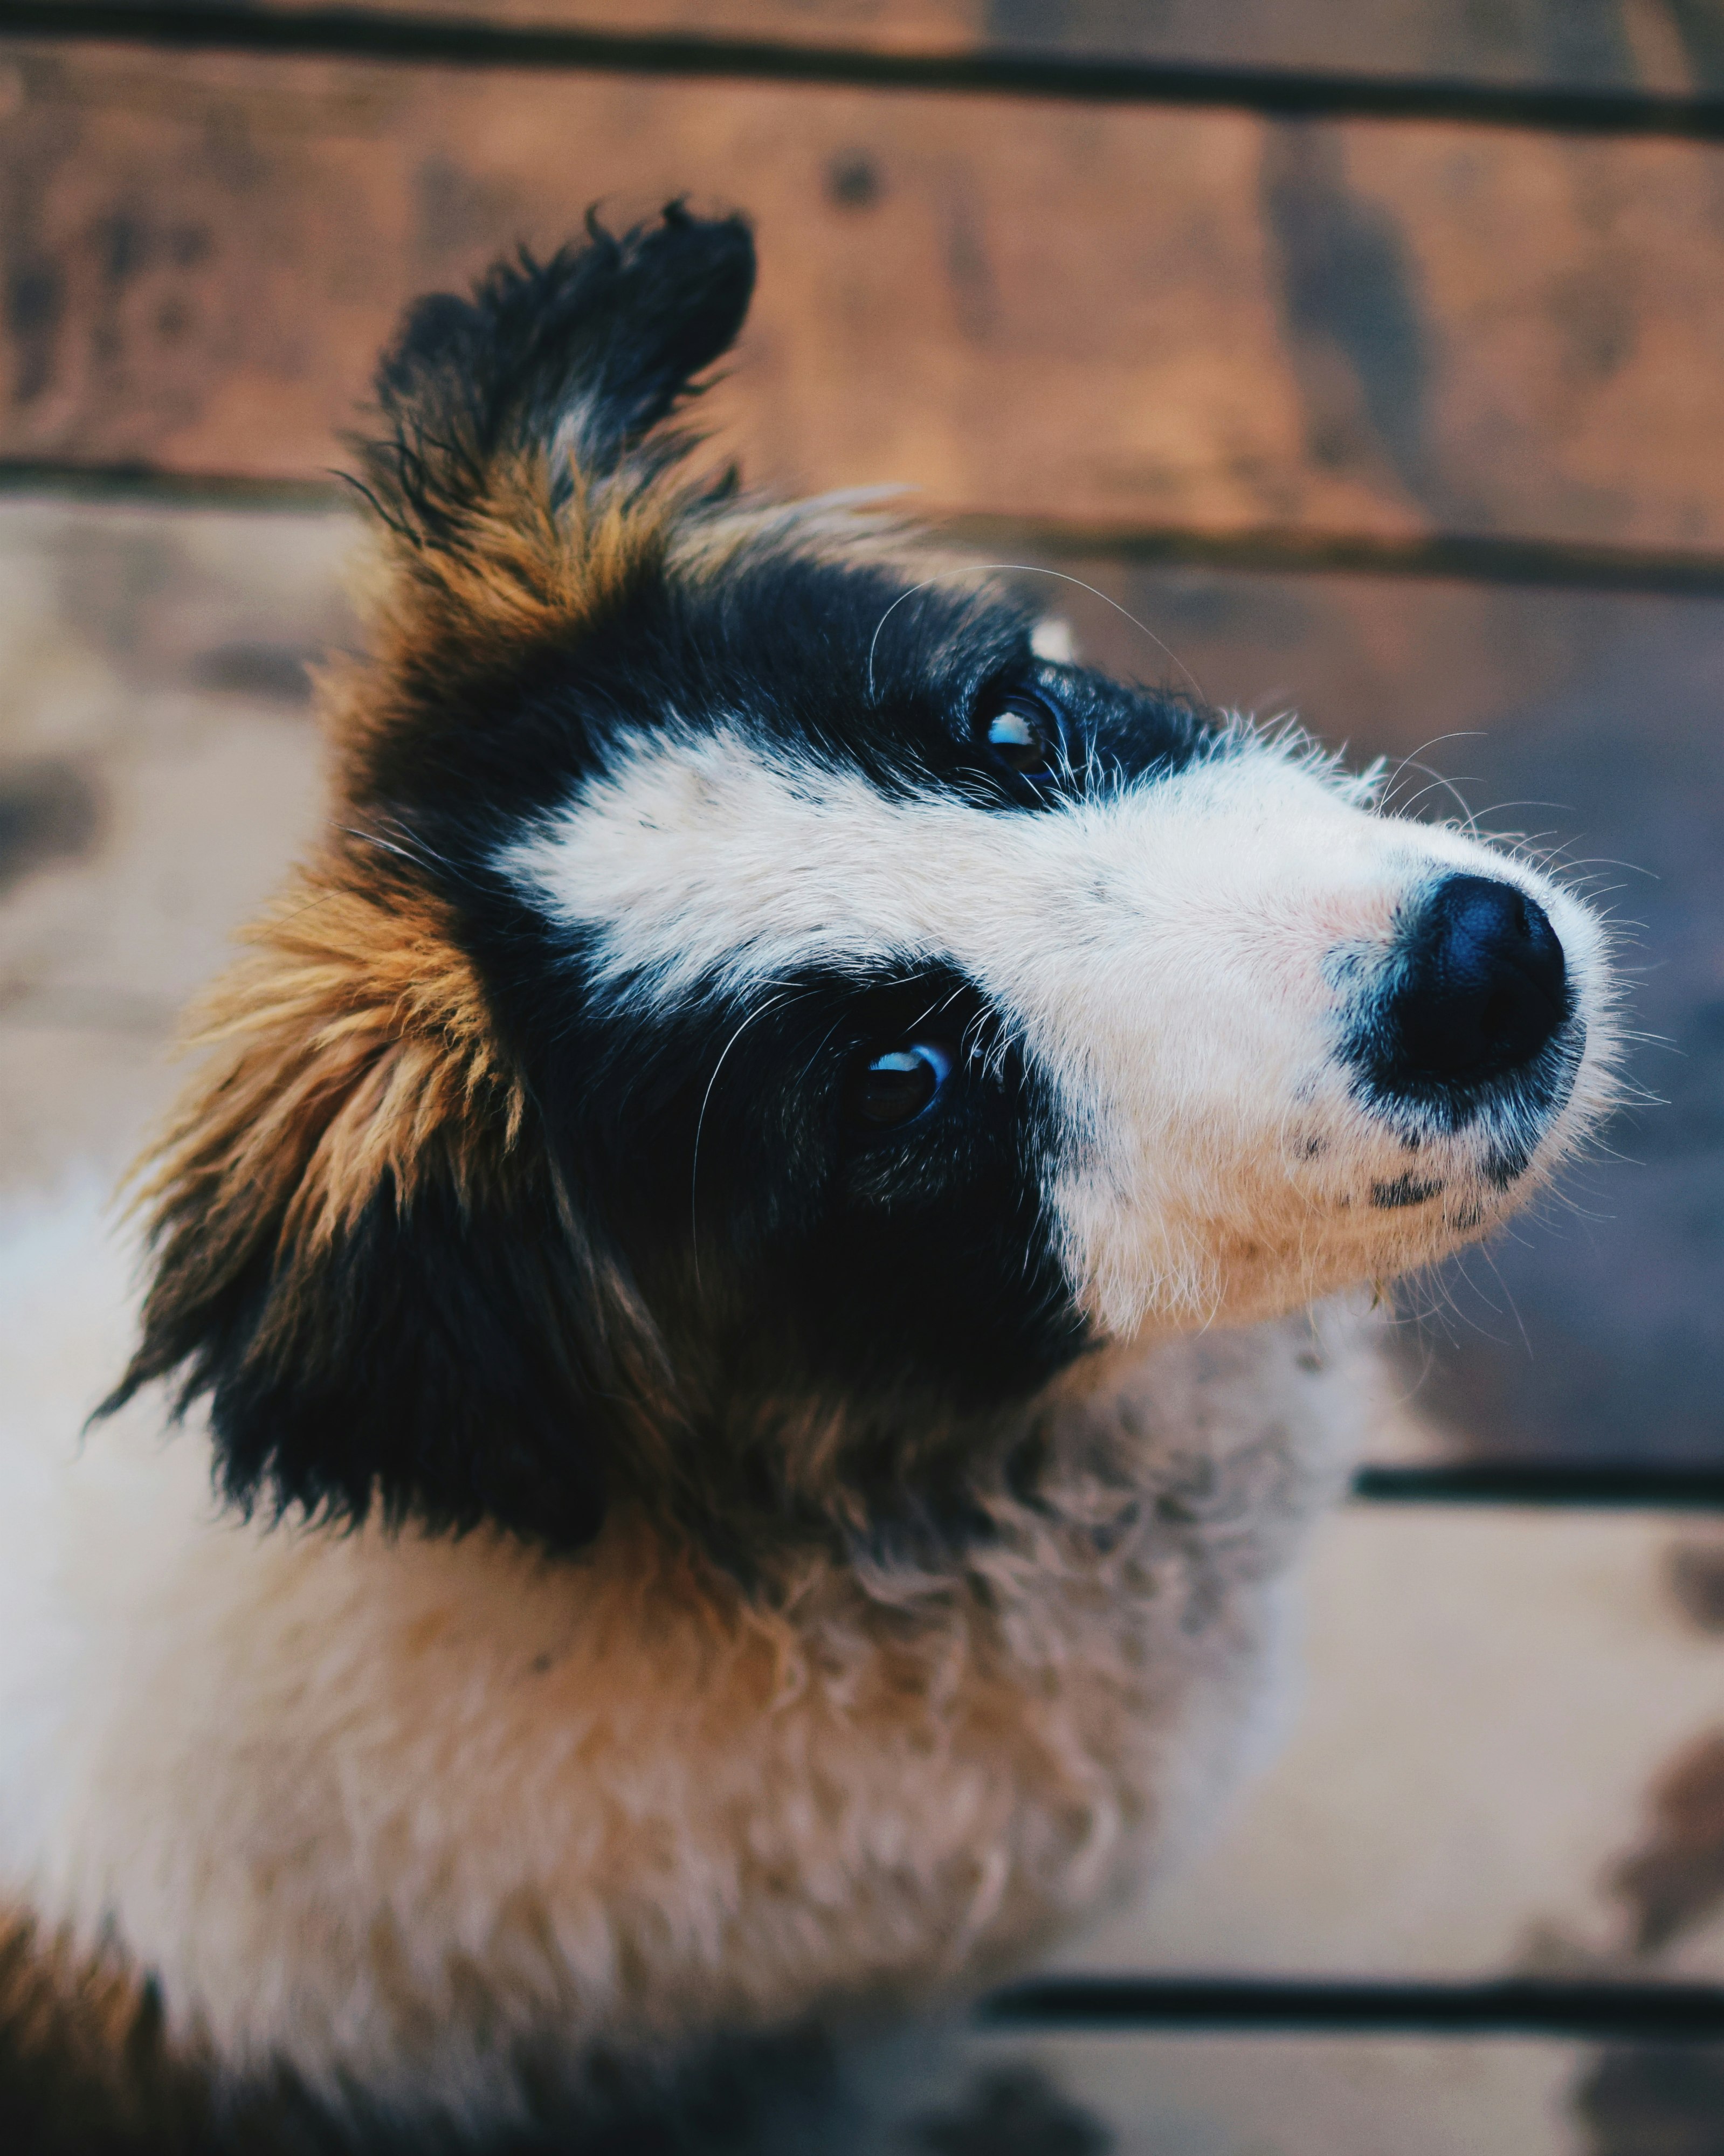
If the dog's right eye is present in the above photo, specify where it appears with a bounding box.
[845,1041,953,1129]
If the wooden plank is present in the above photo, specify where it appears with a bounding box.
[0,492,336,1192]
[960,1512,1724,2150]
[6,43,1724,553]
[1039,1508,1724,1985]
[851,2027,1594,2155]
[63,0,1724,100]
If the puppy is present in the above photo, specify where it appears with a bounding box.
[0,209,1615,2148]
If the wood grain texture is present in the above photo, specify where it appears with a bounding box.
[857,2027,1591,2155]
[1053,1508,1724,1985]
[59,0,1724,98]
[0,493,334,1194]
[1003,1509,1724,2145]
[5,40,1724,549]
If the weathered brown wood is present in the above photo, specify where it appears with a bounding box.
[858,2026,1597,2155]
[0,492,337,1191]
[5,40,1724,552]
[1060,1508,1724,1984]
[60,0,1724,98]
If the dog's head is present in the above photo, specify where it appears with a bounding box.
[110,209,1616,1556]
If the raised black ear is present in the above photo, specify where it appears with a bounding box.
[358,205,756,550]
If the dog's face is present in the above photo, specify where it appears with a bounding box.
[113,212,1615,1556]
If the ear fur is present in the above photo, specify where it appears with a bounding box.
[103,854,682,1549]
[327,205,757,791]
[105,213,757,1547]
[354,206,754,587]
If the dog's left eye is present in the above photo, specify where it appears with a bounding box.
[977,686,1067,779]
[845,1041,953,1129]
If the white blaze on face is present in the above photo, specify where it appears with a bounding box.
[501,723,1614,1338]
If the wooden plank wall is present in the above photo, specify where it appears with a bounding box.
[6,20,1724,564]
[44,0,1724,95]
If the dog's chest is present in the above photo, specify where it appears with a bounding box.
[0,1315,1366,2112]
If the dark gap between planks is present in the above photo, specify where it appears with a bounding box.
[1353,1466,1724,1509]
[983,1975,1724,2039]
[4,2,1724,141]
[11,464,1724,599]
[947,521,1724,597]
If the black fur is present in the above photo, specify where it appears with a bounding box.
[544,962,1081,1405]
[141,1167,613,1552]
[0,1966,846,2156]
[356,204,755,548]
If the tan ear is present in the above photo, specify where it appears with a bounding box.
[137,861,525,1265]
[104,853,636,1549]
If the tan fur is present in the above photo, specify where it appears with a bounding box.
[0,1275,1369,2127]
[136,864,525,1303]
[362,450,670,671]
[328,452,678,795]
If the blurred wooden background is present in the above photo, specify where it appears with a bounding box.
[10,5,1724,548]
[7,8,1724,2151]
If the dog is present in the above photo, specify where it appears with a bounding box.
[0,208,1615,2148]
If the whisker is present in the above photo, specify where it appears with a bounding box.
[866,562,1208,707]
[690,990,799,1292]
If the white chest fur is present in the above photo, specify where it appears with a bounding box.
[0,1187,1372,2123]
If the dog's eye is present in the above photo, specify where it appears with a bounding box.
[846,1041,953,1129]
[977,686,1067,779]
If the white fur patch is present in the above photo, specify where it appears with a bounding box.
[502,727,1614,1332]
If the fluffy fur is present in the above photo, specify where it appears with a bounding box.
[0,209,1617,2149]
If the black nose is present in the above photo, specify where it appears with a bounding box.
[1381,875,1568,1091]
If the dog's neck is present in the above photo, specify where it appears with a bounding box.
[630,1316,1362,1604]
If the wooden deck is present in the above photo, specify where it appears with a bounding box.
[4,5,1724,2148]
